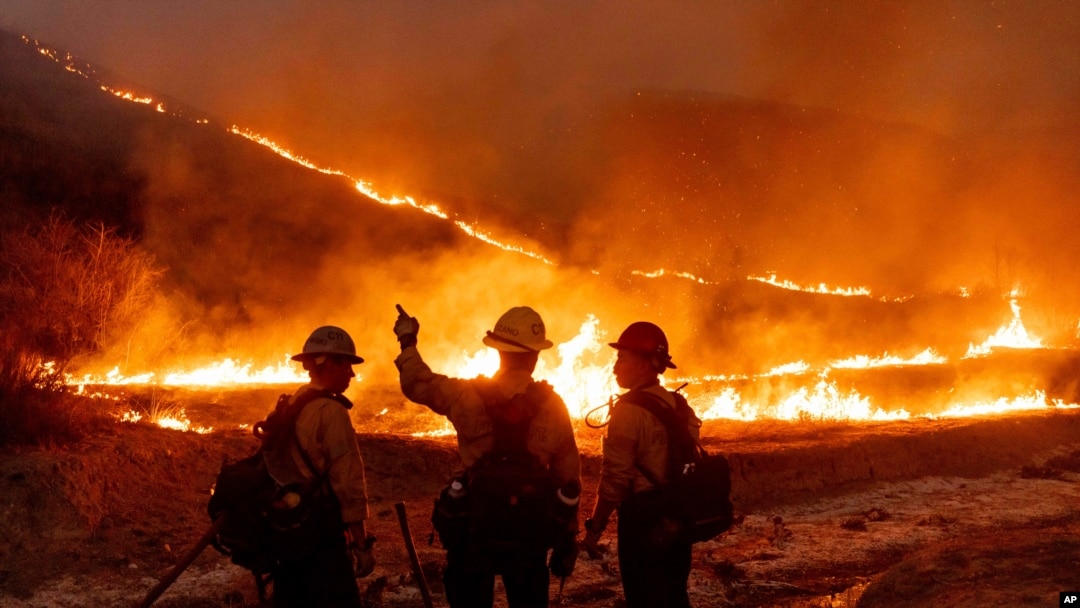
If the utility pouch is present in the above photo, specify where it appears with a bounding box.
[431,481,471,551]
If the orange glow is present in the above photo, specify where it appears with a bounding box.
[63,312,1078,428]
[930,392,1061,418]
[103,86,153,105]
[749,272,873,297]
[69,356,308,388]
[442,315,618,418]
[119,409,213,434]
[27,32,1079,430]
[631,268,716,285]
[228,125,555,264]
[708,377,911,422]
[964,298,1044,357]
[829,348,946,369]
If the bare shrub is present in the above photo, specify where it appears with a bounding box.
[0,212,163,445]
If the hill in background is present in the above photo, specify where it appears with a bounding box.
[1,28,1076,384]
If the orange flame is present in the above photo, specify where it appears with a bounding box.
[749,272,873,297]
[68,356,308,389]
[27,33,1079,429]
[829,348,946,369]
[965,298,1043,357]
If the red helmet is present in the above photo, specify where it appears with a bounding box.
[609,321,676,369]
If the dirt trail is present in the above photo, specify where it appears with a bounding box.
[1,409,1078,607]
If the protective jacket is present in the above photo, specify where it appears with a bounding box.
[264,383,370,525]
[597,384,701,505]
[395,346,581,510]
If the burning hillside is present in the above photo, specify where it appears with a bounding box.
[2,12,1080,607]
[3,29,1080,435]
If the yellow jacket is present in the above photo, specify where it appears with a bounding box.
[263,384,370,524]
[395,346,581,492]
[598,384,701,504]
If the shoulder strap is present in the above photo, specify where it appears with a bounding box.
[259,389,350,488]
[619,389,705,485]
[476,379,547,454]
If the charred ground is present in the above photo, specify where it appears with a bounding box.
[1,402,1078,607]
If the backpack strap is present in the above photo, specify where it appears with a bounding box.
[475,380,550,455]
[258,389,351,496]
[618,389,705,486]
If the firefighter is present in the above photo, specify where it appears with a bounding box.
[263,325,375,607]
[393,305,581,608]
[583,321,701,608]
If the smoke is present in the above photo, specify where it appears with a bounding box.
[4,2,1080,380]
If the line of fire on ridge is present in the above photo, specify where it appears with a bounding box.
[24,34,916,298]
[21,35,1079,431]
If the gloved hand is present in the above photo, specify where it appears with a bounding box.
[582,519,606,559]
[394,304,420,348]
[350,534,377,578]
[549,532,578,577]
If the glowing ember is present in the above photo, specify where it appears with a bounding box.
[965,298,1044,357]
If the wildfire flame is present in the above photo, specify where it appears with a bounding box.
[64,289,1078,432]
[24,35,1080,432]
[965,298,1044,357]
[829,348,946,369]
[67,357,308,388]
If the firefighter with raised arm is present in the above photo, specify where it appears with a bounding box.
[393,305,581,608]
[262,326,375,607]
[583,321,702,608]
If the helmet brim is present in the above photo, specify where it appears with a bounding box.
[483,332,553,353]
[290,353,365,364]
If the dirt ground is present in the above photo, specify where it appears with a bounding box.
[1,399,1079,608]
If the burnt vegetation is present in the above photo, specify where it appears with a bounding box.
[0,215,162,445]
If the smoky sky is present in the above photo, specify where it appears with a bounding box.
[5,2,1077,132]
[4,0,1080,365]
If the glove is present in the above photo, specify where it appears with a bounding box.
[350,534,376,578]
[549,532,578,578]
[582,519,606,559]
[394,304,420,348]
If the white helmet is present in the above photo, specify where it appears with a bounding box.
[291,326,364,364]
[481,306,554,353]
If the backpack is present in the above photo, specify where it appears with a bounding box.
[207,389,345,573]
[618,390,734,545]
[463,381,560,552]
